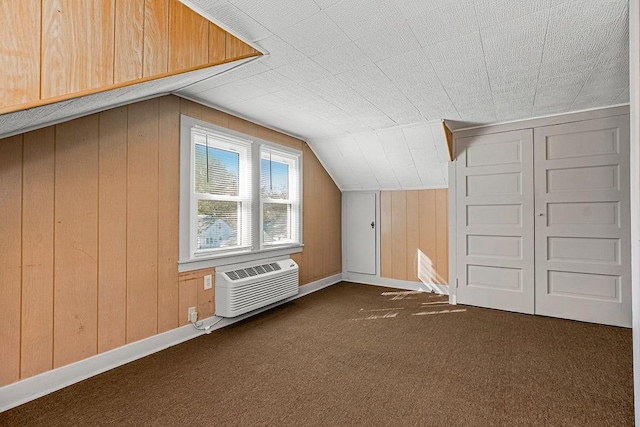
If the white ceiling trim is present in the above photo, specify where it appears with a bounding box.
[449,102,631,133]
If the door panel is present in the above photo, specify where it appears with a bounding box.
[456,129,535,314]
[534,115,631,327]
[345,192,376,275]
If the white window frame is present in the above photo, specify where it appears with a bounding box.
[190,128,252,258]
[179,115,303,271]
[260,148,301,249]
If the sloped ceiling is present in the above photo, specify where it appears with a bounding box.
[309,121,450,190]
[0,59,255,139]
[178,0,629,190]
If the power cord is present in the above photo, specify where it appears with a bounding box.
[191,315,224,334]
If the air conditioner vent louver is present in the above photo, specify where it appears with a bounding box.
[216,259,299,318]
[225,262,283,281]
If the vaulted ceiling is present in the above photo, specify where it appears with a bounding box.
[1,0,628,191]
[177,0,629,190]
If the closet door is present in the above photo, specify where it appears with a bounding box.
[344,192,377,275]
[534,115,631,327]
[456,129,535,314]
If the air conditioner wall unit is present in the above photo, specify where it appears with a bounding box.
[215,258,299,318]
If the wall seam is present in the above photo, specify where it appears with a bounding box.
[124,106,129,344]
[51,126,57,369]
[18,135,24,380]
[96,114,101,356]
[38,0,43,100]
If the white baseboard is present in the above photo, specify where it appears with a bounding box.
[0,273,342,413]
[342,272,449,295]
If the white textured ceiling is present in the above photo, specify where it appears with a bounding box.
[309,121,450,190]
[178,0,630,190]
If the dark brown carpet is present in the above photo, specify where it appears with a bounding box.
[0,282,633,426]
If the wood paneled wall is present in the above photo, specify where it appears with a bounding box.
[380,189,448,284]
[0,0,259,115]
[0,95,342,387]
[178,269,215,325]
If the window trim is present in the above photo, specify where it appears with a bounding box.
[190,129,252,258]
[179,115,303,270]
[260,146,301,249]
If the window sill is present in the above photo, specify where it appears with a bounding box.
[178,244,303,272]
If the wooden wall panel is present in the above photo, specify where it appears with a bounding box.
[42,0,116,99]
[180,97,206,120]
[157,96,180,333]
[226,34,258,59]
[311,161,321,281]
[197,271,215,319]
[418,190,437,282]
[200,105,230,128]
[297,146,341,284]
[114,0,145,84]
[0,1,40,109]
[54,116,99,368]
[2,0,260,115]
[257,127,303,151]
[177,269,215,322]
[168,0,209,72]
[406,190,420,282]
[180,279,198,326]
[308,148,322,282]
[227,114,260,136]
[126,100,160,343]
[21,128,55,378]
[435,189,449,283]
[178,274,198,327]
[209,23,227,64]
[98,107,128,353]
[391,191,408,280]
[381,189,448,284]
[143,0,170,77]
[0,136,23,386]
[1,95,340,386]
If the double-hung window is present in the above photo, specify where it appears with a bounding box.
[260,147,301,247]
[180,115,302,269]
[191,127,252,257]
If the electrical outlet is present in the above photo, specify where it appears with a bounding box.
[204,274,212,290]
[188,306,197,323]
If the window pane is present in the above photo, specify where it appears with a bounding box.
[195,143,239,196]
[197,200,240,250]
[261,158,289,199]
[263,203,290,244]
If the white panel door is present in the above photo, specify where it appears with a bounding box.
[456,129,535,313]
[345,192,377,275]
[534,115,631,327]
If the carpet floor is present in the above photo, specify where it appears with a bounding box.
[0,282,633,426]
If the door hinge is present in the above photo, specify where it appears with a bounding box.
[456,278,459,288]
